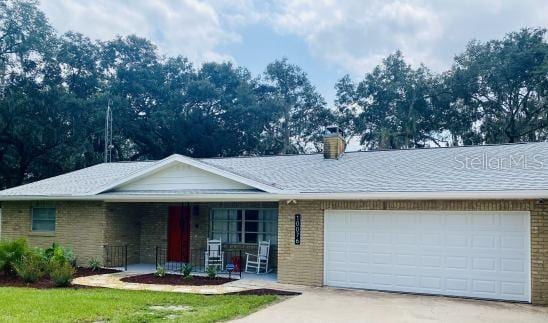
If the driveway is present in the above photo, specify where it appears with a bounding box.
[231,287,548,323]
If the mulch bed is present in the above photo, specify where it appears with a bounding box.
[0,274,90,289]
[222,288,301,296]
[0,267,119,289]
[121,273,235,286]
[74,267,122,278]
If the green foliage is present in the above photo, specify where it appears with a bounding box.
[0,238,29,276]
[13,252,46,283]
[263,58,332,154]
[154,266,166,277]
[449,28,548,144]
[206,265,218,279]
[335,51,439,149]
[180,263,192,279]
[48,261,75,287]
[2,240,77,284]
[88,258,101,271]
[43,243,76,267]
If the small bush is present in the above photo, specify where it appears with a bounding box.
[206,265,218,279]
[0,238,29,276]
[49,261,75,287]
[180,263,192,279]
[88,258,101,271]
[154,266,166,277]
[44,243,76,266]
[13,252,46,283]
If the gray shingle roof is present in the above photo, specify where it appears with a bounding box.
[200,142,548,193]
[1,142,548,198]
[0,162,154,196]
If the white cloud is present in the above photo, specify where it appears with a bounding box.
[40,0,241,63]
[40,0,548,78]
[268,0,548,76]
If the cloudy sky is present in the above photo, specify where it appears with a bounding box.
[40,0,548,104]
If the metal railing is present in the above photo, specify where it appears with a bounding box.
[156,247,243,278]
[104,245,128,271]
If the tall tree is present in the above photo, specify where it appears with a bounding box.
[449,28,548,143]
[178,62,265,157]
[0,0,68,187]
[334,75,360,143]
[261,58,331,154]
[336,51,440,149]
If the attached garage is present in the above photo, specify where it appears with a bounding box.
[324,210,531,302]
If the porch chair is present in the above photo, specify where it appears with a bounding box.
[204,238,224,270]
[245,240,271,274]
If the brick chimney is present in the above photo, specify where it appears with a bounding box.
[323,125,346,159]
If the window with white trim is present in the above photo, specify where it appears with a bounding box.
[210,208,277,244]
[31,207,56,232]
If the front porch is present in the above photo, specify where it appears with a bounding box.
[101,202,279,280]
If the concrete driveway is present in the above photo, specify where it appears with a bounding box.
[231,287,548,323]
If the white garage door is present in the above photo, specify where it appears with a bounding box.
[324,210,530,302]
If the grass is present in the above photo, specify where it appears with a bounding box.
[0,287,276,323]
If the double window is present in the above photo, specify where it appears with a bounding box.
[210,208,277,245]
[32,207,56,232]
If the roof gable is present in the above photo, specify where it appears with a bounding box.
[92,154,284,195]
[114,163,253,192]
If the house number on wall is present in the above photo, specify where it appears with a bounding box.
[295,214,301,245]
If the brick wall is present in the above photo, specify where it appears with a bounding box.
[104,203,143,264]
[0,201,106,266]
[138,203,169,263]
[278,199,548,305]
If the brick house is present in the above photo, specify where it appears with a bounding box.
[1,129,548,304]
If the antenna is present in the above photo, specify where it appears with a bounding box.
[104,101,113,163]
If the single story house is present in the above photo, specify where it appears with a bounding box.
[1,128,547,304]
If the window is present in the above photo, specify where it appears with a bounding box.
[210,208,277,244]
[32,207,56,232]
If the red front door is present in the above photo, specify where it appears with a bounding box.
[167,206,190,262]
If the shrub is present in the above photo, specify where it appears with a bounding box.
[155,266,166,277]
[13,253,46,283]
[0,238,29,276]
[88,258,101,271]
[49,261,75,287]
[44,243,76,266]
[206,265,218,279]
[180,263,192,279]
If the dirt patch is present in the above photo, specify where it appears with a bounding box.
[223,288,301,296]
[149,305,193,312]
[121,273,235,286]
[0,267,115,289]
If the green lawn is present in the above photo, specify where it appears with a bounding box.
[0,287,276,323]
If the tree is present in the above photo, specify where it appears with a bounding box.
[177,62,265,157]
[336,52,440,149]
[100,35,168,160]
[449,28,548,143]
[333,75,360,144]
[262,58,331,154]
[0,0,68,187]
